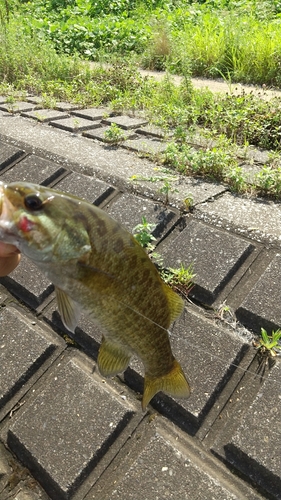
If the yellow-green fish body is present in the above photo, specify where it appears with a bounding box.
[0,181,190,408]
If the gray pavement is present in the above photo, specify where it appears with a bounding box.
[0,97,280,500]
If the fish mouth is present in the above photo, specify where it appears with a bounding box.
[0,181,18,243]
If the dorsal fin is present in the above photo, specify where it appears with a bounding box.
[55,286,81,333]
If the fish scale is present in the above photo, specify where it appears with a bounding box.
[0,181,190,409]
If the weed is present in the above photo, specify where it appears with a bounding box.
[160,262,194,287]
[133,216,157,252]
[158,179,179,204]
[133,216,195,296]
[103,123,126,144]
[254,327,281,358]
[254,165,281,198]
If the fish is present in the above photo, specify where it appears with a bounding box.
[0,181,190,409]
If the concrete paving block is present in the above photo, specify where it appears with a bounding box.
[0,116,226,209]
[0,442,50,500]
[50,117,100,133]
[236,146,270,165]
[158,219,255,303]
[127,307,248,426]
[0,306,57,411]
[196,193,281,245]
[0,286,8,303]
[55,102,82,112]
[83,126,135,142]
[1,255,53,308]
[26,96,43,105]
[71,108,109,121]
[105,193,178,236]
[0,142,26,171]
[236,254,281,332]
[136,124,168,138]
[123,137,167,155]
[238,162,263,183]
[102,430,239,500]
[223,362,281,499]
[7,353,136,500]
[0,154,67,185]
[21,109,70,123]
[53,172,115,205]
[102,115,148,130]
[0,102,38,113]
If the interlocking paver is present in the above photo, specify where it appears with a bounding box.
[102,115,148,130]
[0,102,38,113]
[0,142,26,171]
[1,255,53,307]
[53,172,115,205]
[0,287,8,303]
[196,192,281,245]
[136,124,168,138]
[0,99,280,500]
[0,154,67,185]
[123,137,167,154]
[100,428,241,500]
[127,307,249,426]
[158,219,255,303]
[236,253,281,332]
[0,306,62,416]
[83,126,135,142]
[55,102,82,112]
[105,192,178,237]
[50,117,100,133]
[7,352,136,500]
[21,109,70,122]
[71,108,109,121]
[224,362,281,499]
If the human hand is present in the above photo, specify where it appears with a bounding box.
[0,242,21,277]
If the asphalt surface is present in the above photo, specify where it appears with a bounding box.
[0,91,280,500]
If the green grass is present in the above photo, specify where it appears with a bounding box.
[1,2,281,199]
[14,0,281,87]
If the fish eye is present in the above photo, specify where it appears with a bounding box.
[24,193,43,211]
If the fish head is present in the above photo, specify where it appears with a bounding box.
[0,181,91,263]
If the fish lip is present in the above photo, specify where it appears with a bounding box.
[0,182,18,242]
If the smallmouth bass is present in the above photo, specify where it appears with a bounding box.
[0,181,190,409]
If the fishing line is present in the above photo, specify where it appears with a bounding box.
[55,249,281,389]
[81,282,281,389]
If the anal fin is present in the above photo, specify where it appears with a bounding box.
[98,337,131,377]
[55,286,81,333]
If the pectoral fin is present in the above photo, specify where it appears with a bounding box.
[55,286,81,333]
[98,337,131,377]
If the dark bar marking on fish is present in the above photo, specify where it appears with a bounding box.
[72,212,91,232]
[112,238,124,254]
[78,262,116,281]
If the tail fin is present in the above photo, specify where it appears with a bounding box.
[142,359,190,410]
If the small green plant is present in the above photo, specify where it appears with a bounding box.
[41,94,57,109]
[133,216,195,297]
[133,216,157,252]
[159,179,179,204]
[160,263,195,294]
[254,327,281,358]
[5,93,17,112]
[103,123,126,144]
